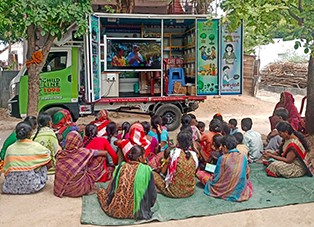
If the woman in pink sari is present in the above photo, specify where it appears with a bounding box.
[270,91,303,131]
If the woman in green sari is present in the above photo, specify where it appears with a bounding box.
[0,116,37,161]
[98,145,157,220]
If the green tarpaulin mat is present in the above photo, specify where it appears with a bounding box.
[81,164,314,226]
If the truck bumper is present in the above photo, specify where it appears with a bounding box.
[8,95,21,118]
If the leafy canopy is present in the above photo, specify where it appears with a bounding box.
[220,0,314,54]
[0,0,92,43]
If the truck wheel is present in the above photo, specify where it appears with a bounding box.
[43,107,64,120]
[155,104,182,131]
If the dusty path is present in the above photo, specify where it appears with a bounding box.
[0,89,312,227]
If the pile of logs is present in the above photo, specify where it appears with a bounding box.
[260,61,308,88]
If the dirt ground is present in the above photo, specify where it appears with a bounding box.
[0,89,313,227]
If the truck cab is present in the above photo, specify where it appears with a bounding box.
[8,46,81,120]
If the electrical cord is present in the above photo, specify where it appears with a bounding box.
[101,78,116,97]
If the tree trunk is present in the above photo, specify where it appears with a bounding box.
[27,65,41,116]
[26,24,56,116]
[305,55,314,135]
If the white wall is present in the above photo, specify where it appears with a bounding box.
[256,38,309,69]
[0,42,24,64]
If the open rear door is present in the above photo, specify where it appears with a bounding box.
[85,15,101,102]
[196,19,220,96]
[219,22,243,95]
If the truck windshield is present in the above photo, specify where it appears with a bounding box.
[42,52,68,72]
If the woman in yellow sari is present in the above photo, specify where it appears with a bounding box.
[2,122,51,194]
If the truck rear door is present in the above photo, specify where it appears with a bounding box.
[85,15,101,102]
[196,19,220,96]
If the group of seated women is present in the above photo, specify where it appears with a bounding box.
[0,91,313,220]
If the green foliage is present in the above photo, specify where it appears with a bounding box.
[0,0,92,43]
[0,1,25,43]
[220,0,314,55]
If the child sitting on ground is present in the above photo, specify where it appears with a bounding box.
[197,121,206,135]
[228,118,239,135]
[117,121,131,140]
[241,117,263,162]
[210,134,224,165]
[233,132,249,158]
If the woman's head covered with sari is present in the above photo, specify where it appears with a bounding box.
[275,92,302,131]
[129,123,150,149]
[64,131,84,151]
[52,109,74,130]
[52,109,77,148]
[120,123,151,161]
[96,110,109,121]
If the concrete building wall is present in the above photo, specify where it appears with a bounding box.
[0,71,18,108]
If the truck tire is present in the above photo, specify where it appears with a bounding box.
[43,107,64,119]
[155,104,182,131]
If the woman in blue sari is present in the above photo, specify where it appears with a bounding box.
[204,135,253,202]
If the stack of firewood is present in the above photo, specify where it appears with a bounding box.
[260,62,308,88]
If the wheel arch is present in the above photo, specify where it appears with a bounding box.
[40,103,79,121]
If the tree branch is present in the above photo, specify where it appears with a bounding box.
[0,46,8,54]
[298,0,303,12]
[39,34,56,68]
[26,23,36,60]
[287,8,303,26]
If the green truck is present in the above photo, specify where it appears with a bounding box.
[8,13,243,131]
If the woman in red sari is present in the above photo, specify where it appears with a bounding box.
[54,131,108,197]
[89,110,110,137]
[84,124,118,182]
[270,91,303,131]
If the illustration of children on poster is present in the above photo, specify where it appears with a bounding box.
[197,20,219,95]
[220,23,243,95]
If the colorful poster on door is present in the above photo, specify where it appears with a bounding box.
[220,23,243,95]
[197,19,219,95]
[90,15,101,100]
